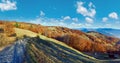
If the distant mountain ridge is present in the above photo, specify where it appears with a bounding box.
[78,28,120,38]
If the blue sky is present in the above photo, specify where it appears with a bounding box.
[0,0,120,29]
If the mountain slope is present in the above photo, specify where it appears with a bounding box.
[26,36,100,63]
[0,21,120,62]
[0,31,119,63]
[0,28,101,63]
[0,21,120,53]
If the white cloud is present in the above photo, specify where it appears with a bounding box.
[108,12,118,19]
[88,2,95,8]
[40,11,45,16]
[29,11,94,28]
[0,0,17,11]
[85,17,93,23]
[76,1,96,18]
[85,23,92,27]
[29,17,81,28]
[63,16,71,20]
[72,18,78,22]
[62,16,79,22]
[106,24,111,27]
[71,22,82,27]
[102,17,108,22]
[102,12,118,22]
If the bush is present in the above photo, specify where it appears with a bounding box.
[14,22,19,28]
[0,28,4,33]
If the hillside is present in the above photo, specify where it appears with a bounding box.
[0,28,100,63]
[0,21,119,53]
[0,28,119,63]
[0,21,120,62]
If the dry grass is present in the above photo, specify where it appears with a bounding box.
[14,28,37,37]
[38,34,98,60]
[0,33,16,48]
[13,28,98,60]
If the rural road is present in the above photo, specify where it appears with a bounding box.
[0,38,29,63]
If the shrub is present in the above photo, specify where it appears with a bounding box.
[14,22,19,28]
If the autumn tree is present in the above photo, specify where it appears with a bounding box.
[55,34,93,52]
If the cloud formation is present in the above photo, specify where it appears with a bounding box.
[72,18,78,22]
[29,17,83,28]
[76,1,96,18]
[109,12,118,19]
[29,12,93,28]
[63,16,71,20]
[102,17,108,22]
[85,17,93,23]
[40,11,45,16]
[0,0,17,11]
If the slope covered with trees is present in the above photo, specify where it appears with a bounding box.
[0,21,119,55]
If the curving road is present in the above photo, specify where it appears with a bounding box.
[0,38,29,63]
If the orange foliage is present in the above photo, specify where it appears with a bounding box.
[55,33,109,53]
[0,21,119,53]
[55,34,93,52]
[93,43,107,53]
[71,29,85,35]
[3,23,15,36]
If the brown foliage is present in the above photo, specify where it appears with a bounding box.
[0,22,15,36]
[55,34,93,52]
[55,33,109,53]
[93,43,106,52]
[0,21,119,53]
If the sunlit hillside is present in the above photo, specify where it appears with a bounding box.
[0,21,120,63]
